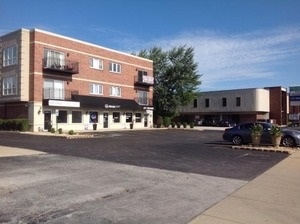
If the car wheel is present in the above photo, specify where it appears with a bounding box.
[232,135,243,145]
[281,136,295,147]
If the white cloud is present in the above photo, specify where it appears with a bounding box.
[130,26,300,90]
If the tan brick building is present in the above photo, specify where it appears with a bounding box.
[179,86,289,125]
[0,28,154,132]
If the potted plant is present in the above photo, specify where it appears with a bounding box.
[270,125,282,147]
[130,119,135,129]
[93,122,97,130]
[250,123,263,146]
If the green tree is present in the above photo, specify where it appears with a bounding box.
[138,45,201,118]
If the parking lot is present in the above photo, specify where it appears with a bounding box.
[0,129,288,223]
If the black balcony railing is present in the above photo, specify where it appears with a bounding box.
[43,88,79,100]
[134,75,154,86]
[43,57,79,74]
[135,97,153,106]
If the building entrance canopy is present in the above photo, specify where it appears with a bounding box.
[72,95,142,110]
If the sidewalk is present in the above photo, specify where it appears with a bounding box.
[0,146,46,157]
[188,150,300,224]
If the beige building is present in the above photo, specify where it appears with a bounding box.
[0,28,154,132]
[179,87,288,125]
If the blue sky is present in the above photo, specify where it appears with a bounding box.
[1,0,300,91]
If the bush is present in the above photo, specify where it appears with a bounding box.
[51,128,55,133]
[176,122,181,128]
[163,117,171,128]
[156,116,163,128]
[58,128,63,134]
[0,119,29,131]
[183,122,187,128]
[190,122,195,128]
[171,122,176,128]
[68,130,75,135]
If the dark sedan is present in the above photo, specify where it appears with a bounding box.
[223,122,300,147]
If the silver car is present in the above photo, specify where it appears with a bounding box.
[223,122,300,147]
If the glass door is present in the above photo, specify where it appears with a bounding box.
[103,112,108,128]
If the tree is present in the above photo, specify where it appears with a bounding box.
[138,45,201,118]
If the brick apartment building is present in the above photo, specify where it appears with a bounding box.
[179,86,289,125]
[0,28,154,132]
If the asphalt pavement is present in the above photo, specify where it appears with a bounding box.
[0,127,299,223]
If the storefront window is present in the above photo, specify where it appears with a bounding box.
[126,112,132,123]
[72,111,82,123]
[89,111,98,123]
[57,110,67,123]
[135,113,142,123]
[113,112,120,123]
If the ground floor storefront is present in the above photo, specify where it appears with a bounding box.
[0,95,154,132]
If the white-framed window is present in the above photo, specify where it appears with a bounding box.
[3,45,18,67]
[113,112,120,123]
[90,83,103,95]
[44,49,65,68]
[2,74,17,96]
[43,79,64,99]
[110,86,121,97]
[137,91,148,105]
[89,58,103,70]
[72,111,82,123]
[109,62,121,73]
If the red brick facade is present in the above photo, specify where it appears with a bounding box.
[1,28,154,132]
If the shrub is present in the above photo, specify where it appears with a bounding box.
[250,124,263,135]
[58,128,63,134]
[163,117,171,128]
[0,119,29,131]
[51,128,55,133]
[156,116,163,128]
[190,122,195,128]
[270,125,281,137]
[68,130,75,135]
[183,122,187,128]
[171,122,176,128]
[176,122,181,128]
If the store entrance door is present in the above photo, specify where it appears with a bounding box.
[103,113,108,128]
[144,114,148,127]
[44,111,51,131]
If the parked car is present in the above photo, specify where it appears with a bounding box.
[222,122,300,147]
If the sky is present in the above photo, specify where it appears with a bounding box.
[1,0,300,91]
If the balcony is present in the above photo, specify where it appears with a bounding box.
[134,75,154,86]
[43,57,79,74]
[43,88,79,100]
[135,97,153,106]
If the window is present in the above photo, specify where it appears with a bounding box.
[137,91,148,105]
[89,112,98,123]
[44,79,64,99]
[126,113,133,123]
[109,62,121,73]
[138,70,147,81]
[57,110,67,123]
[90,83,103,95]
[222,98,227,107]
[72,111,82,123]
[44,49,65,68]
[135,113,142,123]
[3,45,17,66]
[236,97,241,107]
[89,58,103,70]
[113,112,120,123]
[205,98,210,108]
[110,86,121,97]
[193,99,198,108]
[2,74,17,96]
